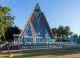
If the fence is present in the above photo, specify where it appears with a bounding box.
[68,38,80,44]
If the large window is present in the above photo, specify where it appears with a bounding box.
[26,24,32,36]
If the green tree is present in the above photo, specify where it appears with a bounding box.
[0,4,15,42]
[79,35,80,38]
[52,28,57,37]
[73,34,78,38]
[64,26,70,36]
[52,25,73,42]
[57,26,64,37]
[0,4,15,55]
[5,26,22,42]
[64,26,73,38]
[57,26,65,41]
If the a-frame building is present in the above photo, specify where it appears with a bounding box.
[15,3,54,43]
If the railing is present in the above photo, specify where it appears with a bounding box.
[19,44,62,49]
[13,42,77,46]
[1,42,79,50]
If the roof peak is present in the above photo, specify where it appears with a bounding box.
[34,3,41,11]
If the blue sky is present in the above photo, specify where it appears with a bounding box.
[0,0,80,35]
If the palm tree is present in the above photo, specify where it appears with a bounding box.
[79,35,80,38]
[73,34,78,38]
[57,26,65,42]
[52,28,57,37]
[52,26,73,42]
[64,26,70,36]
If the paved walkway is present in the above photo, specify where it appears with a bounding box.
[1,47,62,53]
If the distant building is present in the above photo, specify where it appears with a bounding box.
[14,3,54,43]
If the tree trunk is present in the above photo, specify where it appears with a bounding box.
[7,43,11,55]
[3,31,11,55]
[3,32,6,42]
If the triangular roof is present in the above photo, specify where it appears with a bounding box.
[34,3,41,10]
[17,3,54,42]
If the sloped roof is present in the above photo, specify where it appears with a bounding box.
[17,3,54,42]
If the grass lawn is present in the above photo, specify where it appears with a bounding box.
[0,49,80,58]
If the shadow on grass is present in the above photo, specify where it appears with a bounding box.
[1,49,80,58]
